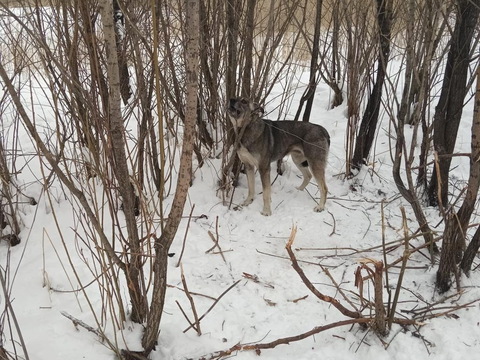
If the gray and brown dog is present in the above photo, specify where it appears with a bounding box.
[227,97,330,216]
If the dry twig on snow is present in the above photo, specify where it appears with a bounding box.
[286,226,363,319]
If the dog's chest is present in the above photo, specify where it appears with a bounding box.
[237,145,259,168]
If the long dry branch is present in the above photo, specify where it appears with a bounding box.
[285,227,363,319]
[60,311,106,341]
[198,318,372,360]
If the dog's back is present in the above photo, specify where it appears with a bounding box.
[264,120,330,164]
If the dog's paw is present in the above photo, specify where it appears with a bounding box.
[261,208,272,216]
[242,198,253,207]
[313,205,325,212]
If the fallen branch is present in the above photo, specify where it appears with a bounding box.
[243,272,275,288]
[197,318,373,360]
[285,226,363,319]
[402,295,480,321]
[60,311,105,341]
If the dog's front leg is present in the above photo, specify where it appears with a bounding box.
[242,164,255,207]
[259,166,272,216]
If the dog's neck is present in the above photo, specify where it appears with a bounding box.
[234,115,266,148]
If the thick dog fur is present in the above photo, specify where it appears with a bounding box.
[227,97,330,216]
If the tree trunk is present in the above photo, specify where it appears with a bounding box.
[222,0,242,187]
[351,0,392,170]
[197,0,217,151]
[303,0,322,122]
[460,224,480,274]
[294,0,322,122]
[427,0,480,206]
[329,1,343,109]
[438,66,480,289]
[392,100,436,254]
[344,1,369,176]
[397,0,415,126]
[0,140,21,245]
[416,0,450,189]
[79,1,109,119]
[226,0,241,100]
[113,0,132,105]
[241,0,256,98]
[99,0,148,323]
[436,214,461,293]
[142,0,199,355]
[59,2,92,149]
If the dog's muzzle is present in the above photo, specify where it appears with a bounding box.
[228,99,241,117]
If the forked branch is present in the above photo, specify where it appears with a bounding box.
[285,226,363,319]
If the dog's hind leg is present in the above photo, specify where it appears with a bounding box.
[311,163,328,212]
[291,152,312,191]
[259,166,272,216]
[242,164,255,207]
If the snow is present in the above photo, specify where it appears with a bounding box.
[1,66,480,360]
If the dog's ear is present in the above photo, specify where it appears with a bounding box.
[251,102,265,118]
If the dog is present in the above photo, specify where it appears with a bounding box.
[227,97,330,216]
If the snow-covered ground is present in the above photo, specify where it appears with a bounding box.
[1,67,480,360]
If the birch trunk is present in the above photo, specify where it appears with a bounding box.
[99,0,148,323]
[141,0,199,355]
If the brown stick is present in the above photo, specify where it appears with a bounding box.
[180,264,201,335]
[206,216,227,263]
[388,207,410,329]
[60,311,106,341]
[175,300,197,332]
[176,205,196,267]
[200,318,373,360]
[285,227,362,319]
[381,200,392,318]
[373,260,387,335]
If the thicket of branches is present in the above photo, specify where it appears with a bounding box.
[0,0,479,358]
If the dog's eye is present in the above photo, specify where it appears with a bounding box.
[241,99,248,105]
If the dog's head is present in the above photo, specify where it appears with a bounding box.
[227,97,264,128]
